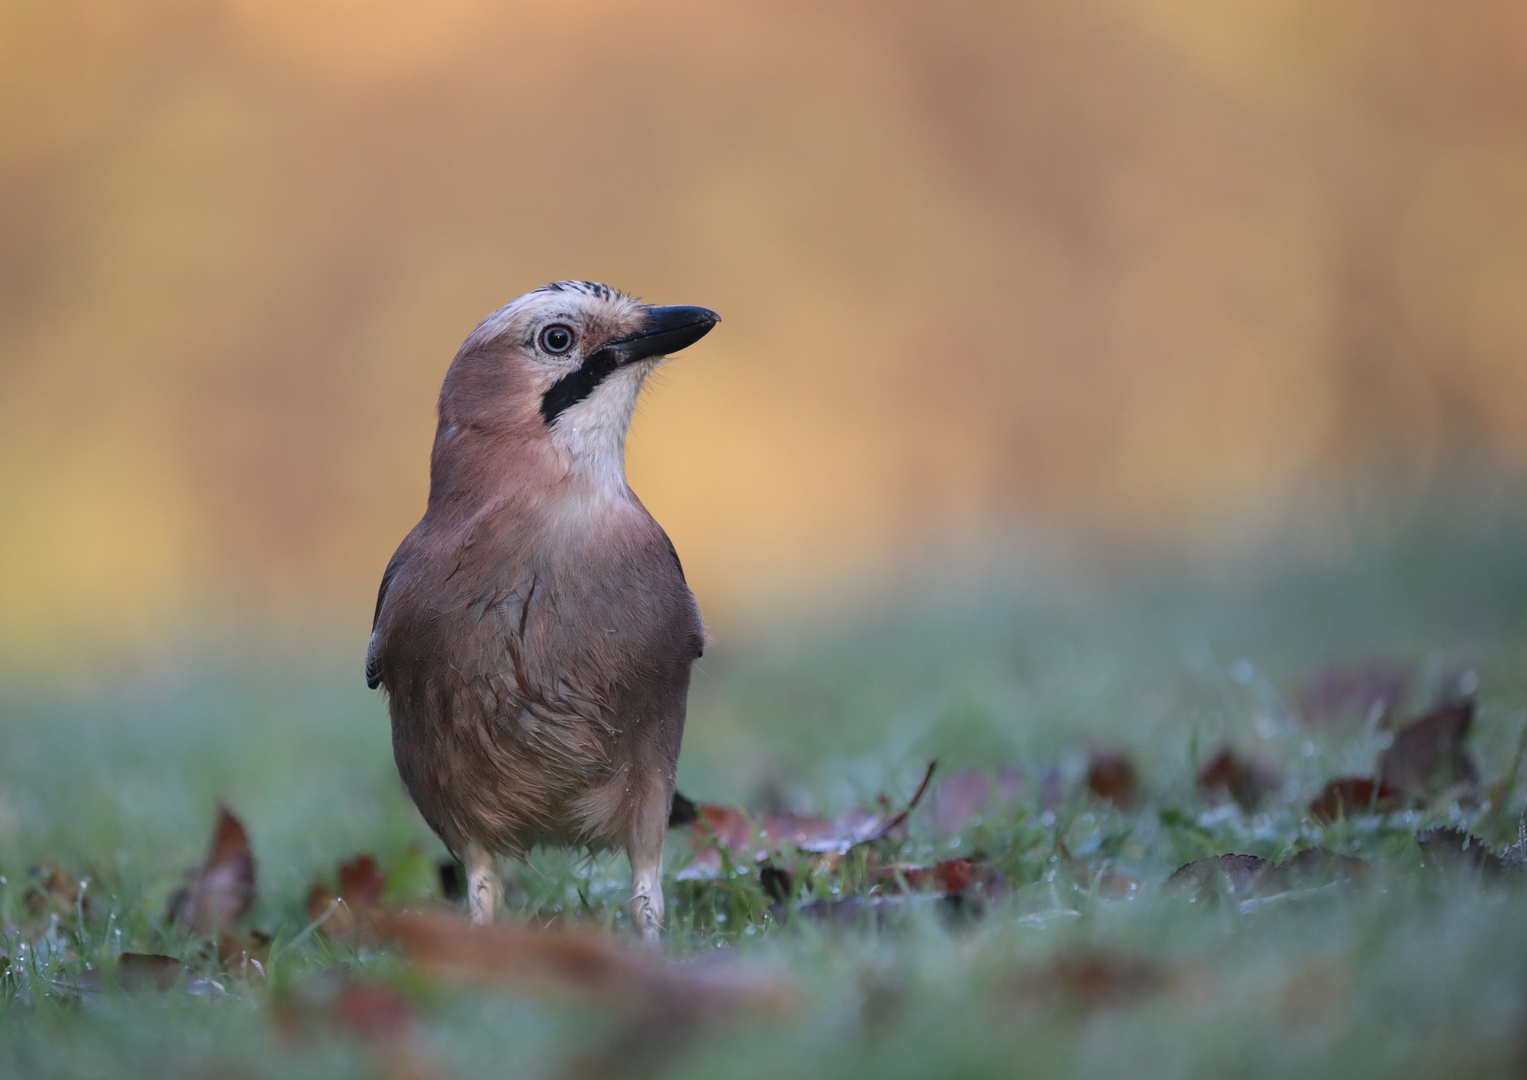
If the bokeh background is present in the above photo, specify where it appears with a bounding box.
[3,0,1527,668]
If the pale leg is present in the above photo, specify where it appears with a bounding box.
[628,793,667,946]
[462,841,502,926]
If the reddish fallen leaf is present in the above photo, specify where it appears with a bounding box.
[873,857,983,895]
[1086,750,1139,807]
[1308,777,1404,824]
[24,864,93,921]
[1296,662,1411,725]
[307,854,391,938]
[167,806,256,934]
[1379,699,1479,796]
[339,854,388,907]
[1197,749,1283,811]
[376,911,793,1021]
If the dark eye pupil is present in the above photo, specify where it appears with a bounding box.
[542,326,572,353]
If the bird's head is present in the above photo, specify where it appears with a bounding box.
[434,281,718,496]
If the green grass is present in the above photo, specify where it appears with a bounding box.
[5,490,1527,1078]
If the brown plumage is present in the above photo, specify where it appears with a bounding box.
[365,281,718,941]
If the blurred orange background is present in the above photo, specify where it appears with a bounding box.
[3,0,1526,662]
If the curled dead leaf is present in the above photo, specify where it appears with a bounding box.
[167,805,256,935]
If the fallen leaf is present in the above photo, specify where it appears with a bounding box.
[24,864,92,921]
[1168,848,1369,902]
[1086,750,1139,807]
[679,762,938,876]
[1296,662,1411,725]
[935,771,992,836]
[308,854,391,938]
[339,854,388,908]
[376,911,793,1021]
[873,857,983,895]
[1416,827,1506,877]
[167,806,256,935]
[1197,749,1283,811]
[117,953,195,992]
[1379,699,1479,797]
[1308,777,1404,824]
[71,953,229,999]
[216,931,270,977]
[1165,853,1274,901]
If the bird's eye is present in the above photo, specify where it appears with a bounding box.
[539,325,575,354]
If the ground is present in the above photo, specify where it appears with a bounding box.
[3,490,1527,1079]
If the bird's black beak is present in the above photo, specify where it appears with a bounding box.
[604,305,719,366]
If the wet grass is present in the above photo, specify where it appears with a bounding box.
[4,492,1527,1078]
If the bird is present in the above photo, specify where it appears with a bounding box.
[365,281,717,942]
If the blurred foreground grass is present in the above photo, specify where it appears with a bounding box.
[4,489,1527,1078]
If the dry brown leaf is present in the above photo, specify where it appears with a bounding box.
[166,805,256,934]
[24,864,93,922]
[1166,853,1275,901]
[376,911,793,1021]
[1197,748,1283,811]
[873,857,982,895]
[1308,777,1404,824]
[1416,827,1506,877]
[1168,848,1369,902]
[72,953,229,999]
[1379,699,1479,796]
[307,854,391,938]
[1086,750,1139,807]
[678,762,938,877]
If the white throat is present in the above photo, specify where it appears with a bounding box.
[548,361,655,500]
